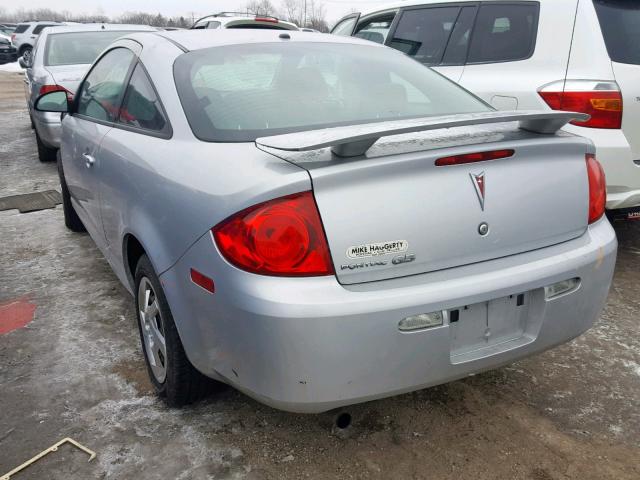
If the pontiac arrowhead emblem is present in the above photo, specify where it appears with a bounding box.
[470,172,486,211]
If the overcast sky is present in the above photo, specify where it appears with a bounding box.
[9,0,394,24]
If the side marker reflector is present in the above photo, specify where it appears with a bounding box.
[190,268,215,293]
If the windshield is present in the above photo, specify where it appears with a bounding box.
[593,0,640,65]
[174,42,490,142]
[45,31,136,66]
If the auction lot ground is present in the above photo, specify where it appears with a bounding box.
[0,70,639,480]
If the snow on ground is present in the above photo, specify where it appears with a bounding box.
[0,61,23,73]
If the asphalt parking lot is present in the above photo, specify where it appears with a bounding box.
[0,69,639,480]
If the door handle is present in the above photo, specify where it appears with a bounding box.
[83,153,95,168]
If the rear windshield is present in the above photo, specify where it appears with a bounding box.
[45,31,136,66]
[593,0,640,65]
[14,24,29,34]
[174,42,490,142]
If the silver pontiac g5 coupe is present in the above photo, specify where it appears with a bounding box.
[35,30,617,413]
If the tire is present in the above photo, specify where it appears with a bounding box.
[57,152,86,232]
[135,254,212,407]
[36,130,57,162]
[19,45,33,63]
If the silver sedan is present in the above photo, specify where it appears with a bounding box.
[35,30,617,413]
[21,24,156,161]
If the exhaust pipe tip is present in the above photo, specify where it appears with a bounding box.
[335,412,352,430]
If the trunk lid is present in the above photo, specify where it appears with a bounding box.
[45,64,90,94]
[261,124,590,285]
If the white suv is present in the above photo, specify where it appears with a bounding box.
[333,0,640,219]
[191,12,299,31]
[11,21,64,62]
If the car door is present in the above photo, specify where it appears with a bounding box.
[97,61,172,271]
[63,47,136,245]
[331,13,360,36]
[353,12,396,45]
[384,4,476,83]
[457,1,576,110]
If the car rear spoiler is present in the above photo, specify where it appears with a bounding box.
[256,110,590,158]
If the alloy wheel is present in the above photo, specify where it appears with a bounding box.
[138,277,167,383]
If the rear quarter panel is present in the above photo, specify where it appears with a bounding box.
[96,135,311,287]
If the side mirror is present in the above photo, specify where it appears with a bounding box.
[18,56,28,69]
[35,90,69,113]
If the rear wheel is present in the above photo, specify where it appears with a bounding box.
[135,254,212,406]
[57,152,86,232]
[19,45,33,63]
[36,130,57,162]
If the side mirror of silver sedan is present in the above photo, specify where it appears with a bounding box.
[34,90,69,113]
[18,56,28,69]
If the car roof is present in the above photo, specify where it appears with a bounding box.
[144,29,383,52]
[17,21,65,26]
[38,24,157,35]
[358,0,545,17]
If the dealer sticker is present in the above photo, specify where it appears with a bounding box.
[347,240,408,259]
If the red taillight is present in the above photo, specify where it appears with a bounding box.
[39,84,73,102]
[539,90,622,129]
[586,154,606,224]
[190,268,215,293]
[213,191,334,276]
[11,34,15,42]
[255,16,278,23]
[435,149,514,167]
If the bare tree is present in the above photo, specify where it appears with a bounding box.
[278,0,329,31]
[306,0,329,32]
[281,0,303,26]
[244,0,279,17]
[0,1,328,30]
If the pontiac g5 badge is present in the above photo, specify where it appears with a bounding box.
[470,172,486,211]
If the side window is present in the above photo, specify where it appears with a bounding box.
[354,14,395,45]
[206,21,221,29]
[76,48,135,123]
[467,4,539,64]
[118,64,168,133]
[388,7,461,65]
[331,16,358,36]
[32,24,55,35]
[441,7,477,65]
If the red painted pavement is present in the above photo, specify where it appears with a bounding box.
[0,296,37,335]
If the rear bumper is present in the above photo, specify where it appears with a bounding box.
[33,111,61,149]
[564,125,640,210]
[0,48,17,64]
[160,219,617,413]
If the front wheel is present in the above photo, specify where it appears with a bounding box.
[135,254,213,406]
[36,130,57,162]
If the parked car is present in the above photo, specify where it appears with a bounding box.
[21,24,157,161]
[35,30,616,413]
[191,12,299,30]
[0,23,17,36]
[0,34,17,64]
[12,21,64,63]
[333,0,640,220]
